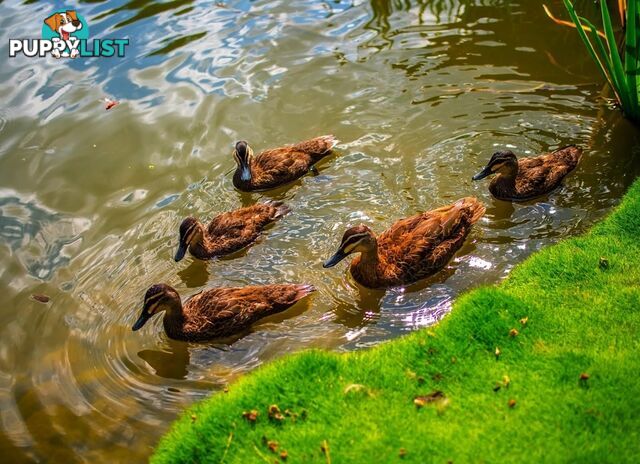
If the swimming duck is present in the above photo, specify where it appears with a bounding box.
[132,283,315,341]
[175,201,289,262]
[232,135,338,191]
[323,197,486,289]
[472,145,582,201]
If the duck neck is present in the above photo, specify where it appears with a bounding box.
[492,164,519,192]
[357,242,384,272]
[162,300,185,338]
[351,242,387,288]
[188,233,216,259]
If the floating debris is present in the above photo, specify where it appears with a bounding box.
[509,328,519,337]
[31,294,50,303]
[508,399,517,408]
[267,440,278,453]
[580,372,590,381]
[503,375,511,388]
[103,97,119,110]
[519,317,529,326]
[280,450,288,460]
[495,347,501,359]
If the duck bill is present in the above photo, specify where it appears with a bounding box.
[323,249,348,268]
[174,242,188,262]
[132,312,151,331]
[472,165,492,181]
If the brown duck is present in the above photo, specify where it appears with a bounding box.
[323,197,486,289]
[175,201,289,262]
[132,283,315,341]
[472,145,582,201]
[232,135,338,191]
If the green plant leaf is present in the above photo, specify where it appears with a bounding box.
[581,16,623,100]
[625,0,639,114]
[563,2,613,85]
[601,0,634,113]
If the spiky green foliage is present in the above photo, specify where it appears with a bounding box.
[153,179,640,463]
[563,0,639,122]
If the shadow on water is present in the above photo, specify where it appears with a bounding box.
[138,340,191,380]
[176,259,210,288]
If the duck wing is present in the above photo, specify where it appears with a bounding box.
[252,147,315,185]
[182,284,314,338]
[252,136,337,186]
[291,135,338,159]
[516,146,582,197]
[378,197,485,278]
[203,202,289,255]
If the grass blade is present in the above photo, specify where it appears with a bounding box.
[619,0,627,28]
[562,1,616,91]
[543,4,606,38]
[625,0,639,113]
[581,16,623,102]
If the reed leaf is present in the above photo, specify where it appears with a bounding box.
[559,0,640,122]
[625,0,639,111]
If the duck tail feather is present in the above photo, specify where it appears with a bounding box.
[264,200,291,219]
[296,284,316,299]
[461,196,486,224]
[296,135,339,154]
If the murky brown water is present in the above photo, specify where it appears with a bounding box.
[1,0,639,462]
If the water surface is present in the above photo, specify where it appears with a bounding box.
[1,0,639,461]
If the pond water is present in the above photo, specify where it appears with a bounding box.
[1,0,639,461]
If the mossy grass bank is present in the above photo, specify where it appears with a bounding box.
[153,179,640,463]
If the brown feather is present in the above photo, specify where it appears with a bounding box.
[490,145,582,201]
[342,198,485,288]
[233,135,337,191]
[186,201,289,260]
[157,284,315,341]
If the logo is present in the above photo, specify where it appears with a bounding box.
[9,9,129,59]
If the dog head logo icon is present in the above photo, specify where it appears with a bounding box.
[42,10,89,58]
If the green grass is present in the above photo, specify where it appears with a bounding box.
[153,179,640,464]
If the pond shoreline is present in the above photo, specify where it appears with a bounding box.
[152,178,640,463]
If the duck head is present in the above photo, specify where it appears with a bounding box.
[233,141,254,182]
[175,217,204,262]
[132,284,181,331]
[472,150,518,181]
[323,224,377,268]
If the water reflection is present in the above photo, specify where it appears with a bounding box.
[0,0,639,462]
[138,341,190,379]
[176,259,210,288]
